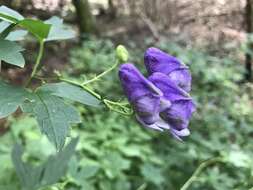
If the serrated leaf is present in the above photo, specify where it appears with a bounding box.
[21,92,81,150]
[19,19,51,40]
[44,16,76,41]
[0,81,30,119]
[0,40,25,67]
[12,138,78,190]
[38,82,101,107]
[0,6,24,23]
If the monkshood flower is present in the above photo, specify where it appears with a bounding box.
[119,49,195,140]
[144,47,192,92]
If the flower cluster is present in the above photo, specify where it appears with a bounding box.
[119,47,196,140]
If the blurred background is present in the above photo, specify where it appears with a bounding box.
[1,0,253,190]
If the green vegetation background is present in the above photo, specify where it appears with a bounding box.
[1,38,253,190]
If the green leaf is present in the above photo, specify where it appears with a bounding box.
[21,92,81,150]
[18,19,51,40]
[0,7,51,40]
[0,21,10,31]
[6,29,28,41]
[78,165,100,179]
[141,163,164,186]
[0,21,28,41]
[39,82,101,107]
[0,6,24,23]
[40,138,79,185]
[0,81,30,119]
[0,39,25,67]
[44,16,76,41]
[12,138,78,190]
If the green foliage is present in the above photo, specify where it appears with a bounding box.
[0,82,30,118]
[21,92,81,150]
[12,138,78,190]
[2,6,253,190]
[18,19,51,41]
[0,40,25,67]
[0,5,23,22]
[38,82,101,107]
[67,38,253,190]
[44,16,76,41]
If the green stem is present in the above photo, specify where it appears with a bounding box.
[25,40,45,87]
[180,157,223,190]
[60,77,101,99]
[81,60,118,85]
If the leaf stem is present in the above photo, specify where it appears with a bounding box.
[180,157,223,190]
[25,40,45,87]
[59,77,133,116]
[81,60,118,85]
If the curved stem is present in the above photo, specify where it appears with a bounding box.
[25,40,45,87]
[60,77,101,99]
[180,157,223,190]
[81,60,118,85]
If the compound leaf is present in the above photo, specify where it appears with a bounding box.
[0,39,25,67]
[21,92,81,150]
[0,81,30,119]
[44,16,76,41]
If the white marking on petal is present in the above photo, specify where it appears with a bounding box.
[136,115,163,131]
[160,98,171,112]
[170,128,190,141]
[156,117,170,129]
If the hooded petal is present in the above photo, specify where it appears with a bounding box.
[133,94,161,124]
[144,47,192,92]
[119,63,162,102]
[167,68,192,92]
[161,99,196,130]
[144,47,186,75]
[119,63,165,125]
[148,72,190,101]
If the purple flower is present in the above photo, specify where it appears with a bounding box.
[144,47,191,92]
[119,59,195,140]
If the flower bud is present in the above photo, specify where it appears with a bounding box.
[116,45,129,62]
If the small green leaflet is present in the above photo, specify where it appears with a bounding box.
[21,92,81,150]
[39,82,101,107]
[0,39,25,67]
[19,19,51,41]
[12,138,78,190]
[0,5,24,23]
[0,82,30,119]
[0,6,51,41]
[44,16,76,41]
